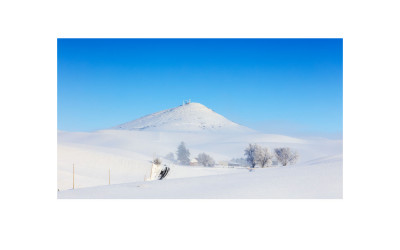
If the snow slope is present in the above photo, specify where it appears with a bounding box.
[113,102,252,132]
[58,155,342,199]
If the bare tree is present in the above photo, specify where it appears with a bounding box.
[196,153,215,167]
[256,147,274,168]
[274,147,299,166]
[176,142,190,165]
[244,143,261,168]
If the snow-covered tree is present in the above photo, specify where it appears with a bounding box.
[274,147,299,166]
[176,142,190,165]
[244,143,261,168]
[165,152,175,162]
[256,147,273,168]
[196,153,215,167]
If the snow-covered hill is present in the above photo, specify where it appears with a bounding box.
[113,102,252,132]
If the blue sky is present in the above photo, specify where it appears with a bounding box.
[58,39,342,138]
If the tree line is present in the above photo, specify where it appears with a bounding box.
[164,142,298,168]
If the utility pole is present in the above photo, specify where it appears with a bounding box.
[109,168,110,185]
[73,163,75,190]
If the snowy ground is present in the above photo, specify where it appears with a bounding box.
[58,154,342,198]
[57,102,342,198]
[57,129,342,198]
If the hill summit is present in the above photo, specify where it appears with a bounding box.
[113,102,251,132]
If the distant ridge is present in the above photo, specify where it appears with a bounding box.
[112,102,252,132]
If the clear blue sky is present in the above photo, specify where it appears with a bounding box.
[58,39,342,138]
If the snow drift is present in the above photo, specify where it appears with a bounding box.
[58,157,342,199]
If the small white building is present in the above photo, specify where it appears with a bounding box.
[190,158,198,166]
[218,161,229,166]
